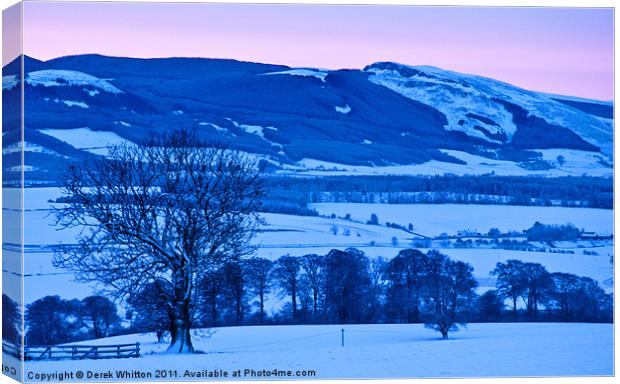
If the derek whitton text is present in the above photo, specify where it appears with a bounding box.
[27,368,317,381]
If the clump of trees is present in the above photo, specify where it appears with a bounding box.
[492,260,612,322]
[526,222,581,241]
[384,249,477,339]
[25,295,120,345]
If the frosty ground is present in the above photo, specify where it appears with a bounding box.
[23,323,613,379]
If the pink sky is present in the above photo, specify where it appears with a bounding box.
[14,3,615,100]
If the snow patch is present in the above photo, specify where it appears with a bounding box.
[26,70,123,94]
[114,121,132,127]
[55,99,89,109]
[2,142,65,157]
[335,104,352,114]
[367,67,516,143]
[2,75,18,90]
[199,122,229,134]
[227,118,278,139]
[7,165,36,172]
[83,88,100,97]
[39,128,131,153]
[262,69,328,83]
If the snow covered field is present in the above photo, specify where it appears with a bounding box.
[309,203,613,236]
[23,323,613,379]
[9,188,613,303]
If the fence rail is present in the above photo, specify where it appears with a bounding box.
[2,340,21,359]
[3,341,140,361]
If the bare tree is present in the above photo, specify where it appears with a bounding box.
[491,259,527,320]
[421,251,477,340]
[272,255,301,321]
[299,254,325,320]
[243,257,273,324]
[128,279,174,343]
[53,130,263,353]
[81,296,121,339]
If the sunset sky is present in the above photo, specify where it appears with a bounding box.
[10,2,615,100]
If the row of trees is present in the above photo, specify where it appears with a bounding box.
[265,174,613,209]
[6,250,611,347]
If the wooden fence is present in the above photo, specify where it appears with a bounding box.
[3,341,140,361]
[2,340,21,359]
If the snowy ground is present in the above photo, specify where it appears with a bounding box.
[23,323,613,379]
[309,203,613,236]
[6,188,613,304]
[279,148,613,177]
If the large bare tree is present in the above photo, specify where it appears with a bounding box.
[53,130,263,353]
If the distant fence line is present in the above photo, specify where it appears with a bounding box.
[2,341,140,361]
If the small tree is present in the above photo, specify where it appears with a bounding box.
[384,249,428,323]
[487,228,501,238]
[53,130,264,353]
[476,290,505,321]
[128,280,173,342]
[272,255,302,321]
[199,269,226,327]
[367,213,379,225]
[221,261,247,326]
[299,254,325,320]
[421,251,478,340]
[243,257,273,324]
[391,236,399,247]
[324,248,372,323]
[491,260,527,320]
[521,263,553,320]
[81,296,121,339]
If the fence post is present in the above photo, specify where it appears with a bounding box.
[135,342,140,357]
[341,329,344,347]
[72,346,77,360]
[117,345,121,358]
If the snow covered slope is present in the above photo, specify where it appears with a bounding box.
[366,62,613,157]
[2,55,613,183]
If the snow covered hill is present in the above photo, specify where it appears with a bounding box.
[2,55,613,183]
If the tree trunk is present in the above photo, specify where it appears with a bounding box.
[441,329,449,340]
[210,297,217,327]
[291,283,297,320]
[259,291,265,325]
[313,290,318,319]
[167,269,194,354]
[168,320,193,353]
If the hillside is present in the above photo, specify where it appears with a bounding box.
[2,54,613,184]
